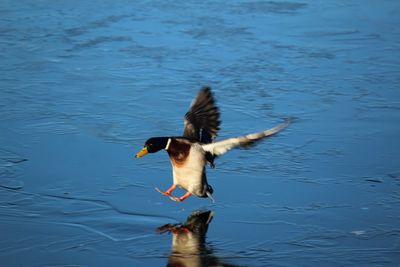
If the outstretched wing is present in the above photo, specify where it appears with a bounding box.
[202,119,291,156]
[183,86,221,143]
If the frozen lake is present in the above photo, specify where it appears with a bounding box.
[1,1,400,266]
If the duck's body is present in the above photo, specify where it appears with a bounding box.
[168,139,209,197]
[135,87,290,202]
[148,136,214,201]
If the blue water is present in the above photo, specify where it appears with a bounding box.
[1,1,400,266]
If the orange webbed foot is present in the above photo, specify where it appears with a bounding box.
[155,187,171,196]
[177,191,192,202]
[155,184,177,196]
[155,187,192,202]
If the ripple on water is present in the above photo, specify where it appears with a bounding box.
[0,187,175,243]
[0,147,27,190]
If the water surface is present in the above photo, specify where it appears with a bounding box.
[1,1,400,266]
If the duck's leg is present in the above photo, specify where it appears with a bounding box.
[155,184,176,196]
[175,191,192,202]
[155,186,191,202]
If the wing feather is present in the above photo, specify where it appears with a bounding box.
[183,86,221,143]
[202,119,291,156]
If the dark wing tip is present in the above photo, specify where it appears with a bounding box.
[201,85,211,93]
[183,86,221,142]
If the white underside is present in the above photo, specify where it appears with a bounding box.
[171,143,207,196]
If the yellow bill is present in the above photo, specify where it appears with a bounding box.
[135,146,148,158]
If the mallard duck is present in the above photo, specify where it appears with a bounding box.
[135,87,290,202]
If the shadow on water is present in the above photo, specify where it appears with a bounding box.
[157,210,239,267]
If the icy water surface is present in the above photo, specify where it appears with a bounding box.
[1,1,400,266]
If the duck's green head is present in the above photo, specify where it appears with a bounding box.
[135,137,169,158]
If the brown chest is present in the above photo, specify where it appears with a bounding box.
[167,139,191,168]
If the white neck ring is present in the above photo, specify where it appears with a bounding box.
[165,138,171,150]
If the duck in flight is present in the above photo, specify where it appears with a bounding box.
[135,87,290,202]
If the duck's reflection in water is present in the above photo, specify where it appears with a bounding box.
[157,210,239,267]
